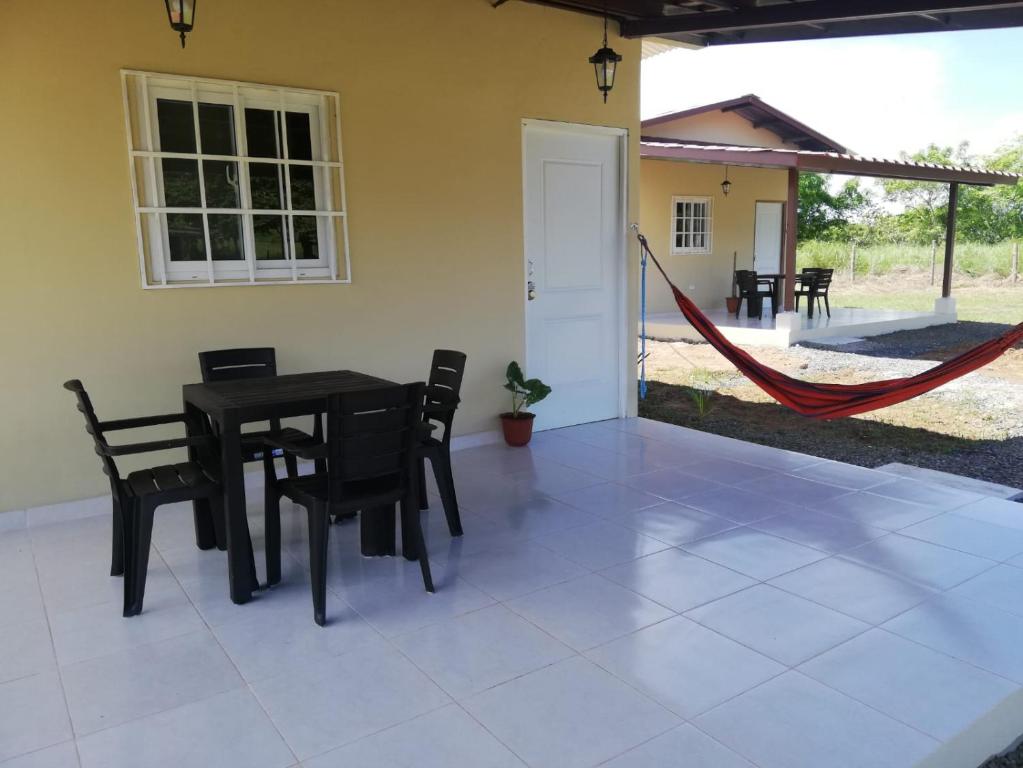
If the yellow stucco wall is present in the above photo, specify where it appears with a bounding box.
[0,0,641,513]
[639,159,788,313]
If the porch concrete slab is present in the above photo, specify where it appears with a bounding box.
[645,305,955,347]
[875,462,1023,500]
[2,416,1022,768]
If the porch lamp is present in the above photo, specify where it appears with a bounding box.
[589,14,622,103]
[721,166,732,197]
[164,0,196,48]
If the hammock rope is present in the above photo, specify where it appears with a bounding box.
[635,231,1023,420]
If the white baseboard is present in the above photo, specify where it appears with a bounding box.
[0,429,504,535]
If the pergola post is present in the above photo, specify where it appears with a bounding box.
[942,182,959,299]
[783,167,799,312]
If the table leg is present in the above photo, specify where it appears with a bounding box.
[220,419,258,603]
[183,400,217,551]
[360,505,396,556]
[774,278,782,317]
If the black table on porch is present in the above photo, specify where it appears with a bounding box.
[183,369,397,605]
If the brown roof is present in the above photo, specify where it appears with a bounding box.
[499,2,1023,47]
[642,94,847,153]
[640,140,1022,186]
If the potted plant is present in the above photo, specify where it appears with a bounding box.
[725,251,740,314]
[501,361,551,447]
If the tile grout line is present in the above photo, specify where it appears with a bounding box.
[25,527,85,768]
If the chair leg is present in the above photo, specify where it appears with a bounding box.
[123,499,156,617]
[307,502,330,626]
[264,477,282,588]
[418,456,428,511]
[824,294,831,318]
[432,449,463,537]
[402,492,434,593]
[284,453,299,480]
[795,295,801,311]
[110,496,124,577]
[191,497,218,552]
[734,296,742,318]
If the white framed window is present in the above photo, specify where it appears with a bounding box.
[121,70,351,287]
[670,196,713,255]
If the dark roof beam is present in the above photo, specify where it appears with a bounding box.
[619,0,1023,37]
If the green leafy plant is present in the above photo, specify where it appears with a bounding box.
[687,367,721,418]
[503,361,552,418]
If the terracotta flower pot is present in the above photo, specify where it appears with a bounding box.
[500,412,535,447]
[725,296,740,314]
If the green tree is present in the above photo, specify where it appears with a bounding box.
[798,173,869,240]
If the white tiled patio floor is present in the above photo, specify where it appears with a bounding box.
[4,418,1023,768]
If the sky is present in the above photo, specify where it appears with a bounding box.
[641,27,1023,161]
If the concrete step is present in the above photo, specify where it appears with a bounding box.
[876,462,1022,501]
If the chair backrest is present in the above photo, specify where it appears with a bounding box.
[63,380,120,484]
[426,349,467,431]
[734,270,760,293]
[199,348,278,383]
[325,383,425,504]
[813,268,834,291]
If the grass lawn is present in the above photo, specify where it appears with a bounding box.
[830,281,1023,324]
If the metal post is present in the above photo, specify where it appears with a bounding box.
[850,242,857,282]
[942,182,959,299]
[1013,242,1019,283]
[783,168,798,311]
[930,239,937,286]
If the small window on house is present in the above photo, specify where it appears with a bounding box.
[121,71,351,287]
[670,196,713,255]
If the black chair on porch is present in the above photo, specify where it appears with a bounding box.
[734,270,776,319]
[262,383,432,626]
[795,268,834,318]
[64,380,223,617]
[418,349,467,538]
[198,348,324,480]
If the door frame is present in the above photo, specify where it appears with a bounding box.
[520,118,630,425]
[753,199,786,274]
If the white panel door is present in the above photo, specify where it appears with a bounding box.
[753,201,784,274]
[523,123,623,432]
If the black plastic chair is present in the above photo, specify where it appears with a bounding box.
[64,380,223,617]
[198,348,323,478]
[417,350,467,537]
[795,268,834,318]
[262,383,431,626]
[734,270,775,319]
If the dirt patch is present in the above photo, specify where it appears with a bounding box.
[638,322,1023,489]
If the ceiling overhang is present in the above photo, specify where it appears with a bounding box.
[496,1,1023,47]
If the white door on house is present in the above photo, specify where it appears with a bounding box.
[522,122,623,432]
[753,201,784,274]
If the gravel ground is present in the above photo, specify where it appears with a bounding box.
[982,741,1023,768]
[639,321,1023,489]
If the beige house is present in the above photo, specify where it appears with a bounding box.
[638,94,1018,345]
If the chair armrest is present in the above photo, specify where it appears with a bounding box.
[102,434,215,457]
[264,434,328,461]
[99,413,188,431]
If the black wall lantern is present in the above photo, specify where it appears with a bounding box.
[721,166,732,197]
[164,0,197,48]
[589,15,622,103]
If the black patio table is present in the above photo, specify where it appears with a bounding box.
[182,370,397,605]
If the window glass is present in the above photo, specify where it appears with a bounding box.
[208,215,244,260]
[293,217,319,259]
[167,213,206,261]
[161,159,201,206]
[245,109,279,158]
[156,99,196,153]
[289,166,316,210]
[253,216,286,260]
[203,160,241,208]
[198,103,236,155]
[285,112,313,160]
[249,163,283,209]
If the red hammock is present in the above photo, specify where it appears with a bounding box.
[637,234,1023,420]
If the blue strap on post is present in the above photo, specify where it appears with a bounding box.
[639,235,648,400]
